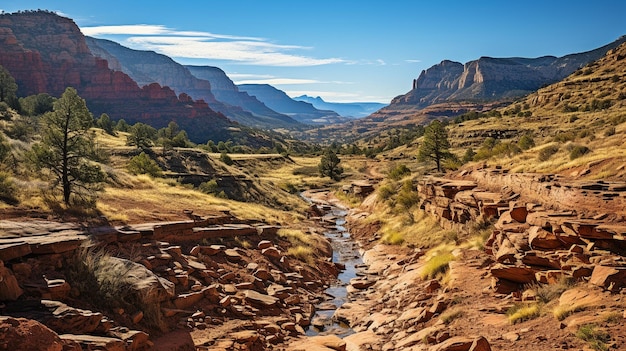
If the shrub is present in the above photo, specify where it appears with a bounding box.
[569,145,591,160]
[604,126,616,137]
[127,152,162,177]
[518,135,535,150]
[462,148,476,163]
[198,179,219,194]
[381,231,404,245]
[538,145,559,161]
[377,183,395,201]
[420,252,455,280]
[440,308,464,324]
[388,164,411,180]
[220,152,233,165]
[0,172,18,205]
[396,180,420,210]
[576,324,610,351]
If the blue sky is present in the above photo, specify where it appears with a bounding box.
[3,1,626,103]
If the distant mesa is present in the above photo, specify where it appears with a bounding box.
[391,36,626,110]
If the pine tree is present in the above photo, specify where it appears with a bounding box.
[30,87,105,205]
[417,120,452,172]
[318,149,343,181]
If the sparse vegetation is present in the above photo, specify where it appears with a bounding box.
[576,324,610,351]
[507,303,541,324]
[318,148,343,180]
[420,248,455,280]
[440,307,464,324]
[537,144,560,161]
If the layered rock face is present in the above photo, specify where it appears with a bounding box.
[186,65,301,126]
[85,37,300,129]
[0,11,240,143]
[390,36,626,109]
[418,168,626,294]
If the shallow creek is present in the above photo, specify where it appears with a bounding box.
[302,194,364,337]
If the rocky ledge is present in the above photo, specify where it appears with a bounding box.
[0,211,339,350]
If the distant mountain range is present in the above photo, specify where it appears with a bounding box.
[85,37,300,129]
[293,95,386,118]
[238,84,345,124]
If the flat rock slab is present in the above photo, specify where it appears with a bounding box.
[0,241,31,261]
[0,220,80,238]
[60,334,126,351]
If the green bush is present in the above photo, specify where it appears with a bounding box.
[396,180,420,209]
[220,152,234,165]
[538,145,559,161]
[0,172,18,205]
[518,135,535,150]
[377,183,395,201]
[198,179,219,194]
[388,164,411,180]
[569,145,591,160]
[127,152,162,177]
[576,324,610,351]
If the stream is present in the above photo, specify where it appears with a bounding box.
[302,192,364,337]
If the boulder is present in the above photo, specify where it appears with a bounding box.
[244,289,279,306]
[490,264,537,284]
[432,336,491,351]
[528,226,563,250]
[0,260,23,300]
[589,265,626,290]
[60,334,125,351]
[0,317,70,351]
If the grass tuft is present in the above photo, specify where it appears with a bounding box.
[507,303,541,324]
[420,249,455,280]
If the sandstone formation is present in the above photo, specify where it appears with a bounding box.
[392,36,626,109]
[85,37,300,129]
[0,11,264,144]
[417,168,626,294]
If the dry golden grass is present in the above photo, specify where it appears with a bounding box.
[98,176,303,225]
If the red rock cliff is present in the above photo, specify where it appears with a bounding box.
[0,10,236,143]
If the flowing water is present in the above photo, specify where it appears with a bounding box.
[302,194,364,337]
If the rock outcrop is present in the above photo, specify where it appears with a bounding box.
[0,210,336,350]
[417,168,626,294]
[0,11,262,144]
[391,36,626,109]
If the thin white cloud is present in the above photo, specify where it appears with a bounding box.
[227,73,275,80]
[235,78,324,85]
[81,24,345,67]
[376,59,386,66]
[406,59,422,63]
